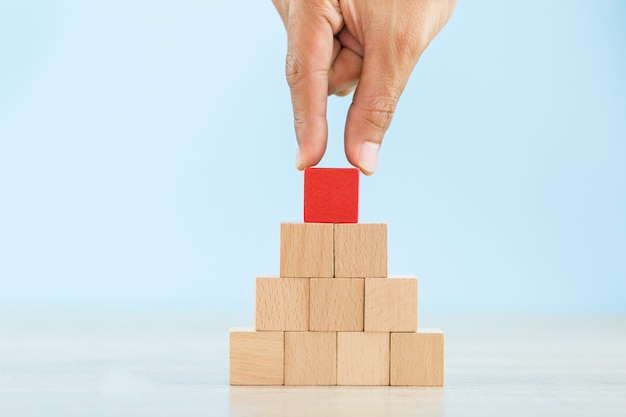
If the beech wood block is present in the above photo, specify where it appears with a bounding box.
[255,276,309,331]
[390,329,444,386]
[230,327,284,385]
[334,223,387,278]
[364,276,418,332]
[304,167,359,223]
[310,278,364,331]
[337,332,390,386]
[280,222,333,278]
[285,332,337,386]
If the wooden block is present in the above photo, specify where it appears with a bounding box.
[337,332,390,386]
[255,276,309,331]
[280,222,333,278]
[304,167,359,223]
[390,329,444,386]
[230,327,284,385]
[334,223,387,278]
[284,332,337,385]
[364,276,417,332]
[310,278,364,331]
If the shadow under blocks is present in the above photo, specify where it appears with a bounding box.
[230,168,444,386]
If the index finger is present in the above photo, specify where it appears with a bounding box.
[285,2,338,169]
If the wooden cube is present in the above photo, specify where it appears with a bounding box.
[334,223,387,278]
[390,329,444,386]
[280,222,333,278]
[230,327,284,385]
[337,332,390,386]
[304,167,359,223]
[310,278,364,331]
[255,276,309,331]
[285,332,337,385]
[364,276,417,332]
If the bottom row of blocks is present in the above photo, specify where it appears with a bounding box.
[230,328,444,386]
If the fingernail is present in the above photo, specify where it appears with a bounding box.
[295,147,305,170]
[358,141,380,175]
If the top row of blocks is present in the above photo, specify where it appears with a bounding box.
[304,168,359,223]
[280,222,387,278]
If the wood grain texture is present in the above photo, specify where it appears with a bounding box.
[390,329,444,386]
[230,327,284,385]
[304,167,359,223]
[310,278,364,331]
[255,276,309,331]
[280,222,333,278]
[337,332,390,386]
[364,276,417,332]
[334,223,387,278]
[284,331,337,386]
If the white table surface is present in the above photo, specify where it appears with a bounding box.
[0,311,624,417]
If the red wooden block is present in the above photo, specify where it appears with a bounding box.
[304,168,359,223]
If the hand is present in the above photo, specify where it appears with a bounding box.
[272,0,456,174]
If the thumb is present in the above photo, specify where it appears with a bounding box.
[343,44,416,175]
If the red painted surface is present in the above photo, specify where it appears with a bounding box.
[304,168,359,223]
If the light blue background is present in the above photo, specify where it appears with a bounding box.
[1,1,624,313]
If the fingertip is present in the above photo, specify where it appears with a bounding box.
[295,147,305,170]
[357,141,380,175]
[295,142,325,171]
[344,104,383,175]
[334,86,356,97]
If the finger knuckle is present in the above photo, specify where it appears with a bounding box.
[402,30,424,57]
[285,53,305,89]
[364,95,398,132]
[293,116,307,131]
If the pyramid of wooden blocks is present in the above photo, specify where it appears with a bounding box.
[230,168,445,386]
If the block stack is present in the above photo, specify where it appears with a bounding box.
[230,168,444,386]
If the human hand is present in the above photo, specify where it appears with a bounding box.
[272,0,456,174]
